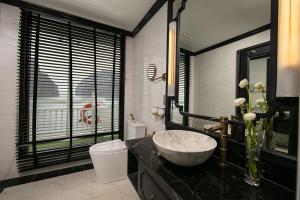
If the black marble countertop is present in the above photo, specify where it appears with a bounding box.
[126,137,295,200]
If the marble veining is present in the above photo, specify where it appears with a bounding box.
[153,130,217,152]
[126,137,295,200]
[152,130,217,166]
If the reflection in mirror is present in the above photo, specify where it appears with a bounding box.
[249,57,268,104]
[172,0,299,156]
[178,0,271,123]
[272,98,299,155]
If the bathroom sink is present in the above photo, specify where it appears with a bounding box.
[152,130,217,167]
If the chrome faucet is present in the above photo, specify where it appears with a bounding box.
[206,116,229,166]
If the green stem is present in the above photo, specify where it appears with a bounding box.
[263,118,274,149]
[246,86,252,112]
[246,125,259,182]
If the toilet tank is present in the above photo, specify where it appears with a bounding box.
[127,121,146,140]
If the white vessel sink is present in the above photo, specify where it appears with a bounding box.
[152,130,217,167]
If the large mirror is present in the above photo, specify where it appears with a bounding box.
[172,0,299,156]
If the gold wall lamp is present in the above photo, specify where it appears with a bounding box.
[168,21,177,96]
[277,0,300,97]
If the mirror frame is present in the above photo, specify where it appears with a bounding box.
[169,0,278,123]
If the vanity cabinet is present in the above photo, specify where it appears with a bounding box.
[138,163,171,200]
[126,138,295,200]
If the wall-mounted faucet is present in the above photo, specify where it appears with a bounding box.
[130,113,135,121]
[206,116,229,167]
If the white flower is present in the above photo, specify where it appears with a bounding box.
[254,82,265,91]
[233,98,246,107]
[243,112,256,122]
[239,79,248,88]
[256,98,265,105]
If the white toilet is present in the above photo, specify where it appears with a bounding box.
[89,139,127,183]
[127,120,146,140]
[89,121,146,183]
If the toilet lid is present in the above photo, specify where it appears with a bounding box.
[89,139,127,153]
[128,121,146,127]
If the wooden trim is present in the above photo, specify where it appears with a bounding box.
[183,24,271,56]
[180,48,194,56]
[132,0,167,36]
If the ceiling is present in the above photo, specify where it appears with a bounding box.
[180,0,271,52]
[23,0,156,31]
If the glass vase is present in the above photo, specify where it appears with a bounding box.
[263,129,276,150]
[244,128,261,187]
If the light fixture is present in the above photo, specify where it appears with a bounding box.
[168,21,177,97]
[277,0,300,97]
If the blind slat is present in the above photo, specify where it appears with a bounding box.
[17,10,124,172]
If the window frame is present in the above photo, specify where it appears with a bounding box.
[17,10,126,171]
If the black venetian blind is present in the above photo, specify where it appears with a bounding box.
[17,10,125,172]
[171,52,191,125]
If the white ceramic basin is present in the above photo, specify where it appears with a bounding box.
[152,130,217,167]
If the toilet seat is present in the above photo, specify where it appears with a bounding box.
[89,139,127,154]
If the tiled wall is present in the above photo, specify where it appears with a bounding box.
[191,30,270,118]
[124,4,167,137]
[0,3,20,180]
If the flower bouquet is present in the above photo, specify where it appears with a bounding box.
[233,79,261,186]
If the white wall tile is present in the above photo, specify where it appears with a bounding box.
[0,20,19,46]
[0,137,15,167]
[6,159,19,179]
[124,3,167,136]
[0,44,18,71]
[0,4,20,24]
[0,4,19,181]
[0,159,14,180]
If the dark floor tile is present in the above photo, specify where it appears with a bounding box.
[0,180,6,189]
[32,170,61,182]
[81,163,94,170]
[4,175,34,188]
[59,166,82,176]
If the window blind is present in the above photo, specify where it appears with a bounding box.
[17,10,125,172]
[171,52,191,125]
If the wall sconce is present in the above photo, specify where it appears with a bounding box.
[152,107,165,119]
[277,0,300,97]
[168,21,177,97]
